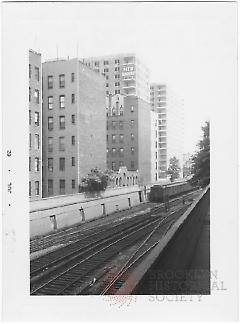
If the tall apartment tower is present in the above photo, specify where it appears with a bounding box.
[82,53,150,103]
[42,58,106,197]
[29,49,42,200]
[106,94,158,185]
[150,83,184,178]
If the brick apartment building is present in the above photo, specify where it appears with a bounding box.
[106,94,158,185]
[29,49,42,200]
[42,58,106,197]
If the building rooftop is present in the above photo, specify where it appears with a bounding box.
[29,49,41,56]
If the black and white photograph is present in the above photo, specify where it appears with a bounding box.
[2,0,238,321]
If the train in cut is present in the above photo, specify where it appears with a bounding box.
[149,181,194,203]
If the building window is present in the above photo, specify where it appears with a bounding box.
[59,179,65,195]
[115,67,120,72]
[106,83,109,87]
[112,148,116,156]
[35,181,40,196]
[106,148,109,156]
[59,116,65,129]
[131,147,135,155]
[59,74,65,88]
[72,135,76,146]
[71,93,75,104]
[130,120,134,127]
[71,114,75,124]
[59,95,65,109]
[34,157,40,171]
[112,134,116,143]
[119,121,123,129]
[94,61,99,67]
[112,108,116,116]
[115,74,120,79]
[119,106,124,116]
[130,161,134,169]
[59,157,65,171]
[119,134,124,143]
[72,157,75,166]
[34,112,40,126]
[130,105,134,112]
[29,110,31,125]
[106,75,109,80]
[29,157,31,172]
[48,96,53,110]
[29,181,31,197]
[71,73,75,82]
[29,134,31,148]
[29,87,31,102]
[106,91,109,95]
[104,68,109,72]
[48,76,53,89]
[29,64,31,79]
[115,90,120,94]
[119,148,124,157]
[112,121,116,129]
[115,82,120,87]
[112,161,116,170]
[34,66,40,81]
[72,179,76,189]
[59,136,65,151]
[48,158,53,172]
[104,60,109,65]
[115,59,120,64]
[48,180,53,196]
[131,133,134,141]
[155,152,158,159]
[34,89,40,104]
[34,134,40,149]
[48,137,53,152]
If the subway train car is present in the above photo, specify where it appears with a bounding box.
[149,181,193,202]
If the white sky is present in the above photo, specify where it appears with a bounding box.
[21,1,237,153]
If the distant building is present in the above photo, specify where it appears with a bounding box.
[29,49,42,200]
[150,83,184,178]
[106,94,158,185]
[42,58,106,197]
[82,53,150,103]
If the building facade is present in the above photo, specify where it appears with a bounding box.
[150,83,184,178]
[82,53,150,103]
[106,94,158,185]
[29,49,42,200]
[42,58,106,197]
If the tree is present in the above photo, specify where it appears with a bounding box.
[167,156,181,182]
[79,167,114,193]
[191,121,210,187]
[183,156,192,178]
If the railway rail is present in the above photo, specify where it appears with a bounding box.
[30,199,192,295]
[30,190,200,255]
[30,215,162,295]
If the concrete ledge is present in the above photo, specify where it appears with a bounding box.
[116,186,210,295]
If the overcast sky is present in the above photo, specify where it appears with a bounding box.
[21,1,236,154]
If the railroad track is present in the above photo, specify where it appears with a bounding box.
[30,215,163,295]
[30,190,200,255]
[97,204,190,295]
[30,212,161,281]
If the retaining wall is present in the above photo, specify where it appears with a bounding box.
[30,185,146,238]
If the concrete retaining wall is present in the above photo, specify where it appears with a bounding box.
[30,185,146,238]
